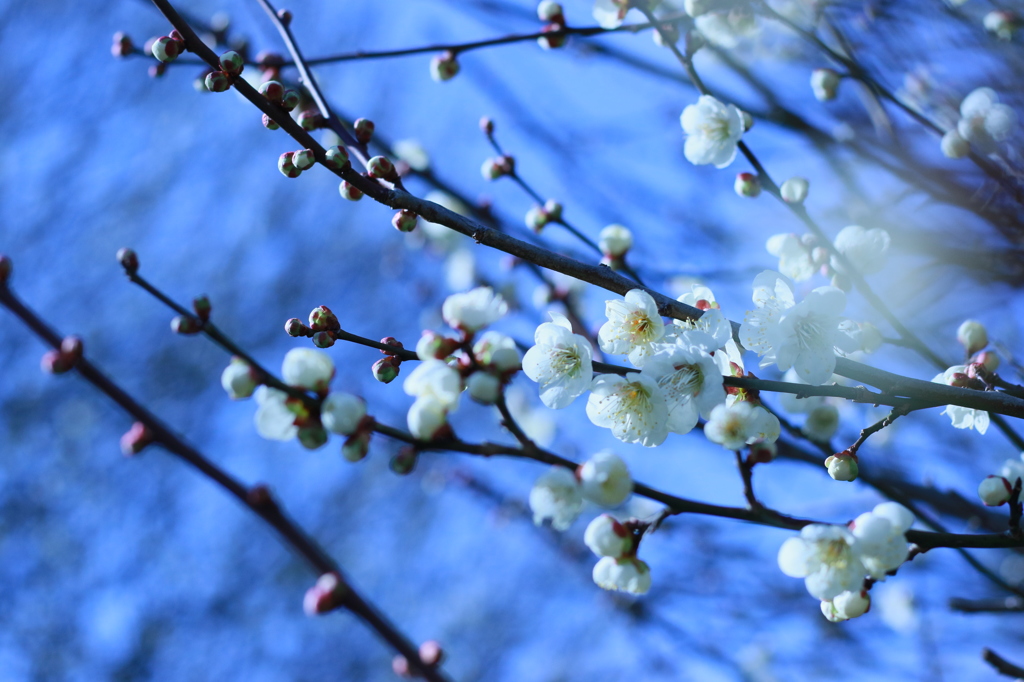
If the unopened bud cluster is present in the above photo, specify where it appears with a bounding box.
[481,155,515,181]
[536,2,567,49]
[258,80,300,129]
[374,337,406,385]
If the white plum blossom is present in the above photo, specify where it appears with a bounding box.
[282,348,335,393]
[850,502,914,580]
[254,386,299,441]
[957,87,1017,155]
[642,342,726,435]
[529,466,583,531]
[941,129,970,159]
[407,396,449,440]
[579,451,633,507]
[932,365,990,434]
[704,401,758,450]
[599,289,666,368]
[766,233,818,282]
[592,0,629,28]
[523,312,593,409]
[822,590,871,622]
[584,514,633,557]
[592,556,651,595]
[978,476,1013,506]
[680,95,745,168]
[832,225,891,275]
[442,286,508,333]
[586,373,669,447]
[777,524,867,600]
[404,359,463,409]
[740,271,857,385]
[673,285,736,353]
[321,392,366,435]
[802,404,839,442]
[221,357,257,399]
[466,372,501,404]
[599,224,633,258]
[694,10,758,49]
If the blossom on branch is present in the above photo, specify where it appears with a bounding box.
[777,524,867,601]
[642,341,726,435]
[523,312,593,409]
[592,0,630,29]
[957,87,1017,155]
[442,286,508,333]
[931,365,989,434]
[578,451,633,507]
[529,466,583,530]
[598,289,665,368]
[832,225,891,275]
[680,95,745,168]
[586,373,669,447]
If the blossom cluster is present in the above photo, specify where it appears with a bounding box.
[778,502,915,621]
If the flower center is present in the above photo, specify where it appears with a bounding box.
[659,364,704,400]
[795,314,829,351]
[550,346,582,376]
[819,538,852,570]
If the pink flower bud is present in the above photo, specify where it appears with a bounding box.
[308,305,340,332]
[277,8,293,25]
[151,36,182,63]
[40,350,72,374]
[339,180,363,201]
[291,149,315,171]
[976,351,1000,373]
[148,63,166,78]
[538,24,568,49]
[219,51,244,74]
[734,172,761,198]
[303,572,347,615]
[281,89,300,112]
[259,80,284,104]
[261,114,280,130]
[204,71,231,93]
[312,331,335,348]
[367,155,395,179]
[278,152,301,178]
[380,337,404,354]
[429,51,460,82]
[418,640,445,667]
[353,118,375,144]
[111,32,133,58]
[323,145,350,171]
[372,357,401,384]
[61,336,83,363]
[116,247,139,274]
[479,116,494,135]
[392,209,418,232]
[120,422,154,456]
[284,318,311,337]
[297,110,324,131]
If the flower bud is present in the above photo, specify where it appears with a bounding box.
[578,451,632,507]
[278,152,301,178]
[321,392,367,436]
[978,475,1012,506]
[259,80,285,104]
[825,451,859,481]
[418,640,444,667]
[390,447,418,475]
[339,180,363,201]
[221,357,258,399]
[984,10,1017,40]
[748,440,777,464]
[111,32,134,58]
[467,371,501,404]
[525,205,551,232]
[372,357,401,383]
[430,51,460,81]
[367,155,395,179]
[120,422,153,456]
[285,318,311,337]
[303,572,347,616]
[479,116,495,135]
[407,398,448,440]
[148,63,166,79]
[312,331,335,348]
[734,172,761,197]
[40,350,72,374]
[957,319,988,355]
[281,89,300,112]
[116,247,139,275]
[353,118,375,144]
[941,129,970,159]
[584,514,632,558]
[480,155,514,180]
[537,1,564,22]
[151,36,183,63]
[308,305,340,332]
[810,68,840,102]
[170,315,202,335]
[740,109,754,132]
[976,350,1000,373]
[416,331,457,360]
[538,24,568,50]
[193,295,211,321]
[599,224,633,258]
[291,149,315,171]
[543,199,562,221]
[834,590,871,619]
[392,209,418,233]
[219,50,244,74]
[323,145,350,170]
[802,404,839,442]
[204,71,231,93]
[261,114,280,130]
[342,431,371,462]
[297,425,328,450]
[297,110,325,131]
[780,177,809,204]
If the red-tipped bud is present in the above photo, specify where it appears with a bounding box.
[303,572,347,615]
[390,447,418,475]
[276,8,293,25]
[193,295,212,321]
[367,155,395,179]
[380,337,404,354]
[392,209,418,232]
[40,350,72,374]
[353,118,375,144]
[259,80,285,104]
[169,29,184,43]
[308,305,340,332]
[281,89,300,112]
[116,248,139,275]
[111,32,133,58]
[246,484,276,509]
[372,357,400,384]
[285,318,311,337]
[151,36,183,63]
[171,315,203,335]
[291,149,315,171]
[204,71,231,92]
[392,656,412,678]
[734,172,761,198]
[339,180,363,201]
[278,152,301,178]
[60,336,83,363]
[342,431,371,462]
[219,50,244,74]
[297,110,324,131]
[479,116,494,135]
[323,146,350,171]
[418,640,444,667]
[120,422,154,456]
[429,51,460,81]
[261,113,280,130]
[538,24,567,50]
[312,331,336,348]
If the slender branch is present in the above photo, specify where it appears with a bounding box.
[0,280,449,682]
[983,648,1024,680]
[949,596,1024,613]
[735,451,762,510]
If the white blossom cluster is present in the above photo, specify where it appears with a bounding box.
[942,87,1018,159]
[778,502,915,622]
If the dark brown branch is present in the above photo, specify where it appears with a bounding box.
[983,648,1024,679]
[949,596,1024,613]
